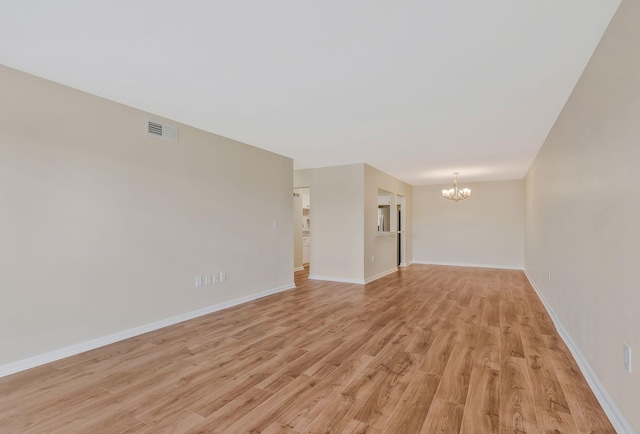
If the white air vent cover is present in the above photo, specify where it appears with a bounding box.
[146,118,178,143]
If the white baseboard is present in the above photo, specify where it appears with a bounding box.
[524,270,634,434]
[0,282,295,378]
[364,267,399,284]
[412,260,523,270]
[309,268,399,285]
[308,275,365,284]
[293,266,305,272]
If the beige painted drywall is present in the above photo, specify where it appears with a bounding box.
[0,66,294,366]
[525,0,639,430]
[301,165,365,282]
[293,169,311,189]
[364,164,413,281]
[413,180,524,269]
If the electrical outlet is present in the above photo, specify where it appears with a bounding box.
[371,256,375,262]
[213,273,220,284]
[195,276,203,287]
[272,221,278,230]
[624,343,632,373]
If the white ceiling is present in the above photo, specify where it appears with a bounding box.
[0,1,620,185]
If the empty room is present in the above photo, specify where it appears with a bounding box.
[1,1,638,433]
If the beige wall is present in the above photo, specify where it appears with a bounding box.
[364,164,413,282]
[302,165,365,282]
[413,180,524,269]
[525,1,639,430]
[0,66,294,367]
[293,169,311,189]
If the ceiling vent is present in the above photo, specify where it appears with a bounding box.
[146,118,178,143]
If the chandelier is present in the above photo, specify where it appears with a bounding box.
[442,172,471,202]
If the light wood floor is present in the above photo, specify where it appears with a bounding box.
[0,265,614,433]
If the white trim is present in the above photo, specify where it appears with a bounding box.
[364,267,398,284]
[0,283,295,378]
[308,275,365,284]
[524,270,634,434]
[308,268,400,285]
[412,260,523,270]
[293,266,305,272]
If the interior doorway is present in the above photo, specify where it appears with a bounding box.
[293,188,310,271]
[397,204,402,266]
[397,195,406,266]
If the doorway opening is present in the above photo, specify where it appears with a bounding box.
[397,204,401,266]
[293,187,310,271]
[397,195,406,266]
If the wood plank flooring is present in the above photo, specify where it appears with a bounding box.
[0,265,615,433]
